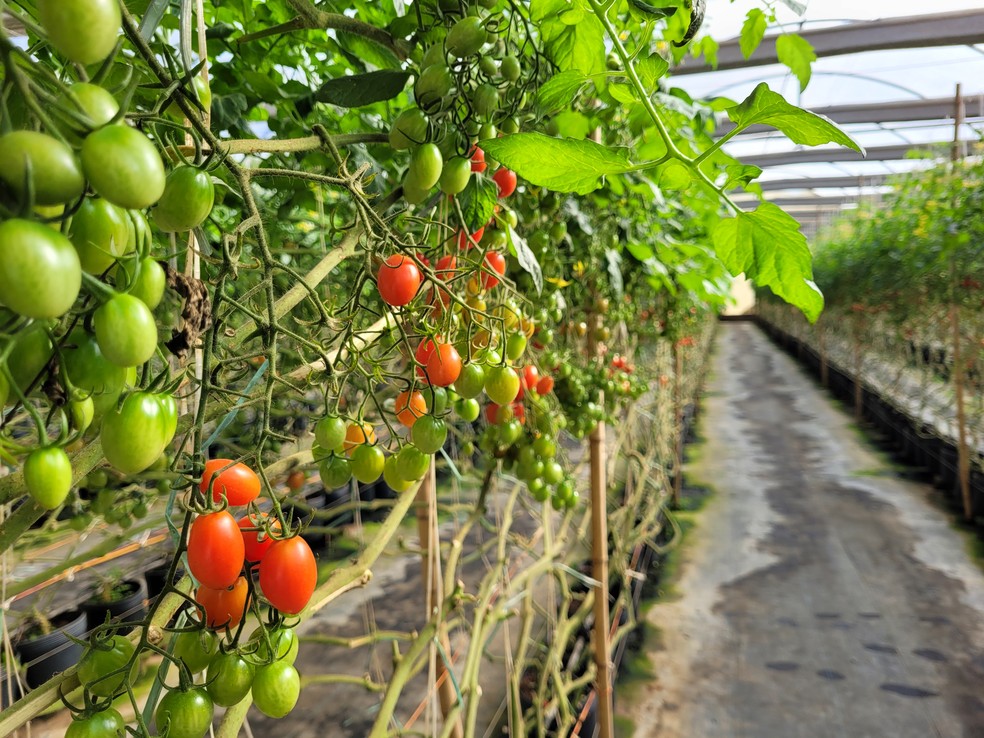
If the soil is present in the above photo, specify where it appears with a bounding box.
[622,322,984,738]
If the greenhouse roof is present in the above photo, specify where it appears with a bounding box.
[677,1,984,222]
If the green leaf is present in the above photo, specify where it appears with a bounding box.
[776,33,816,91]
[713,202,824,322]
[724,164,762,189]
[313,70,411,108]
[637,54,670,92]
[553,111,592,139]
[537,4,606,76]
[458,175,499,234]
[628,0,678,20]
[335,30,402,71]
[506,226,543,294]
[608,84,637,105]
[480,133,635,195]
[696,36,719,68]
[739,9,767,59]
[538,70,590,114]
[727,83,864,153]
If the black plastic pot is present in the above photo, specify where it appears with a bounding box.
[15,609,87,689]
[0,665,21,708]
[971,469,984,519]
[145,562,181,603]
[938,444,959,496]
[285,489,329,551]
[84,578,148,635]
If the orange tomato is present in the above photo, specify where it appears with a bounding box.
[395,389,427,428]
[196,576,249,629]
[343,421,376,455]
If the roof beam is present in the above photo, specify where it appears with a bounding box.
[674,10,984,75]
[755,174,891,191]
[715,96,982,137]
[737,196,857,210]
[741,141,963,167]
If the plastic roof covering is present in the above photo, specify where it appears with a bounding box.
[677,0,984,204]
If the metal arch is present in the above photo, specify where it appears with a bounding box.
[705,71,928,103]
[740,141,963,167]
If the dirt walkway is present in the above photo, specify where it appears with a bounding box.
[622,323,984,738]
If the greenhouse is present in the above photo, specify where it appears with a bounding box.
[1,0,983,737]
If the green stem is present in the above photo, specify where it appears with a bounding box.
[283,0,410,60]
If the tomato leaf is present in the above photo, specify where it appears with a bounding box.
[313,70,411,108]
[637,54,669,92]
[457,175,498,234]
[739,8,767,59]
[506,225,543,294]
[537,70,590,114]
[726,83,863,153]
[713,202,824,322]
[776,33,816,91]
[534,0,606,76]
[724,164,762,189]
[480,133,635,195]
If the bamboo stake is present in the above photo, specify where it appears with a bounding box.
[951,84,972,520]
[415,459,463,738]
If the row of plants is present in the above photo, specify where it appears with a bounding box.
[0,0,858,735]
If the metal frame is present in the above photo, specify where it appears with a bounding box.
[741,141,967,167]
[753,175,891,191]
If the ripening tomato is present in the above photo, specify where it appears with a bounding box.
[377,254,421,307]
[395,389,427,428]
[511,402,526,424]
[536,375,555,395]
[424,342,462,387]
[187,511,245,590]
[492,168,517,198]
[435,254,457,280]
[470,145,487,173]
[457,227,485,249]
[239,512,281,563]
[343,421,376,455]
[0,219,82,320]
[260,536,317,615]
[522,366,540,394]
[482,252,506,290]
[196,576,249,629]
[37,0,121,65]
[200,459,261,506]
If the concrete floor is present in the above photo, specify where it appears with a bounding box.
[622,323,984,738]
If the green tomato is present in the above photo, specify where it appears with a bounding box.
[446,16,488,58]
[479,57,499,77]
[455,398,480,422]
[93,294,158,367]
[350,444,384,484]
[454,363,486,399]
[383,454,414,492]
[100,391,168,474]
[70,397,95,433]
[403,179,431,205]
[533,435,556,459]
[167,76,212,120]
[411,415,447,455]
[65,708,126,738]
[37,0,121,65]
[414,65,453,113]
[206,651,255,708]
[473,84,500,119]
[77,635,137,698]
[124,258,167,309]
[505,333,527,362]
[478,123,497,142]
[81,125,166,210]
[173,630,219,674]
[438,157,471,195]
[528,477,548,501]
[61,329,128,414]
[500,56,522,82]
[428,386,449,416]
[314,416,347,453]
[154,686,213,738]
[406,143,443,191]
[389,108,429,150]
[543,460,563,485]
[319,454,352,489]
[248,626,299,666]
[421,44,447,69]
[0,219,81,319]
[252,662,300,719]
[70,198,131,274]
[23,447,73,510]
[61,83,119,131]
[484,366,520,406]
[396,444,430,481]
[501,117,520,134]
[152,166,215,233]
[0,131,85,205]
[499,418,523,446]
[0,372,8,407]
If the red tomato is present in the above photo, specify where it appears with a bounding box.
[188,511,245,589]
[470,145,486,173]
[238,512,281,563]
[286,470,306,490]
[511,402,526,424]
[396,389,427,428]
[377,254,421,307]
[485,403,501,424]
[200,459,261,506]
[536,375,554,395]
[435,254,457,280]
[492,168,517,198]
[415,337,437,380]
[424,341,462,387]
[522,366,539,393]
[482,252,506,289]
[416,251,431,268]
[457,227,485,249]
[260,537,317,615]
[196,576,249,629]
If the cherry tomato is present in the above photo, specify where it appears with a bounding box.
[470,146,487,173]
[286,470,306,490]
[343,421,376,454]
[238,512,282,563]
[0,219,81,319]
[377,254,422,307]
[319,454,352,488]
[454,363,486,399]
[0,131,84,205]
[424,342,462,387]
[249,625,299,666]
[81,125,166,210]
[260,536,317,615]
[154,686,213,738]
[100,391,168,473]
[395,389,427,428]
[200,459,261,506]
[61,83,119,131]
[70,198,130,274]
[396,444,430,481]
[522,366,540,393]
[314,416,347,453]
[252,661,300,719]
[485,366,520,406]
[93,294,158,367]
[482,252,506,290]
[411,415,447,455]
[196,576,249,630]
[77,635,137,698]
[23,447,72,510]
[389,107,428,150]
[492,168,518,198]
[187,511,245,590]
[65,708,125,738]
[406,143,443,191]
[351,444,384,483]
[439,156,471,195]
[172,629,219,674]
[446,16,488,58]
[536,375,555,395]
[37,0,121,65]
[206,651,255,707]
[153,166,215,232]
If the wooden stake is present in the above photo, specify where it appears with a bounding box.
[415,460,463,738]
[590,411,614,738]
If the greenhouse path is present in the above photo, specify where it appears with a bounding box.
[621,322,984,738]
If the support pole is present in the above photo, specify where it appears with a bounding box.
[673,343,684,508]
[416,460,463,738]
[590,410,614,738]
